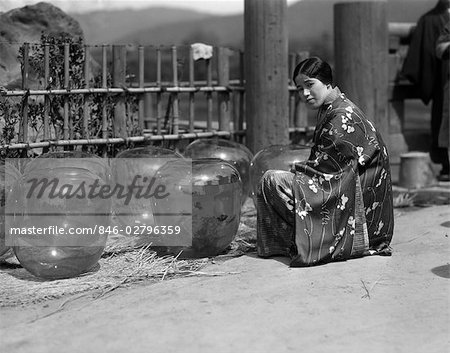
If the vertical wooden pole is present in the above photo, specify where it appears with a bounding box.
[188,46,195,133]
[217,47,230,132]
[112,45,127,138]
[206,57,213,131]
[156,47,162,135]
[19,43,29,144]
[43,43,50,142]
[334,1,389,143]
[244,0,289,152]
[171,46,179,135]
[63,43,70,140]
[231,49,239,138]
[101,45,108,157]
[83,44,90,140]
[101,44,108,140]
[238,50,245,143]
[138,45,145,132]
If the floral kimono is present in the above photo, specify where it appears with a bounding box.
[257,87,394,267]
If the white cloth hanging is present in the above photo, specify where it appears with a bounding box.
[191,43,213,61]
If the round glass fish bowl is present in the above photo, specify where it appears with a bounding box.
[249,144,311,203]
[183,138,253,206]
[0,161,22,259]
[153,158,242,259]
[110,146,182,234]
[11,151,111,279]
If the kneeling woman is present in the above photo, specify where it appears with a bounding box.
[257,57,394,267]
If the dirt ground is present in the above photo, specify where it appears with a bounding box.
[1,192,449,353]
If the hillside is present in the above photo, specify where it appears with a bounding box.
[0,2,84,87]
[71,7,210,44]
[75,0,435,62]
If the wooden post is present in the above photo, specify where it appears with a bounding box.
[112,45,127,138]
[188,46,195,133]
[83,44,90,140]
[156,48,162,135]
[244,0,289,152]
[101,44,108,140]
[138,45,145,132]
[64,43,70,140]
[238,50,245,143]
[334,1,389,143]
[43,43,50,142]
[19,43,29,144]
[171,46,179,135]
[206,57,213,131]
[217,47,230,131]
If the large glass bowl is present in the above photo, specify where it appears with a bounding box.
[183,138,253,206]
[153,158,242,258]
[249,144,311,204]
[11,151,111,279]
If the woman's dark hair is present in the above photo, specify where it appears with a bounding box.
[293,57,333,86]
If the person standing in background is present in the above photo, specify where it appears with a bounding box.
[436,22,450,157]
[401,0,450,181]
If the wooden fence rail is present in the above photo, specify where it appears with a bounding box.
[0,42,311,153]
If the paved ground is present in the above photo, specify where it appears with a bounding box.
[1,198,449,353]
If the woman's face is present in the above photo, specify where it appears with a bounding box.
[295,74,332,110]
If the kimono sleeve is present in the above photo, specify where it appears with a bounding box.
[296,105,381,175]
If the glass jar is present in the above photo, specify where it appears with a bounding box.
[110,146,182,242]
[0,161,22,259]
[183,138,253,206]
[154,158,242,259]
[249,144,311,203]
[11,151,111,279]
